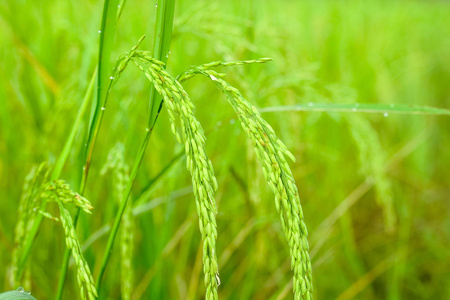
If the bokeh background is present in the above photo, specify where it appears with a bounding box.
[1,0,449,299]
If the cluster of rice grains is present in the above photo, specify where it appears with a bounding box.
[179,60,313,299]
[129,52,221,300]
[58,203,97,300]
[10,164,50,287]
[101,144,134,300]
[43,180,97,300]
[11,164,97,300]
[115,47,313,299]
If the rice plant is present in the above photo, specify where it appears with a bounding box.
[1,0,450,299]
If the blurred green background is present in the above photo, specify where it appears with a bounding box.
[0,0,449,299]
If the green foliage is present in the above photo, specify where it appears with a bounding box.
[1,0,450,300]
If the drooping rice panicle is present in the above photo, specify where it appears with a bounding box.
[346,115,396,230]
[11,164,96,299]
[129,53,220,300]
[42,180,94,214]
[58,203,97,300]
[119,203,134,300]
[178,64,313,299]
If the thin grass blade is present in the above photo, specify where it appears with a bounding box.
[259,103,450,115]
[148,0,176,127]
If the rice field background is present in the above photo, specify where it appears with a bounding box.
[1,0,449,299]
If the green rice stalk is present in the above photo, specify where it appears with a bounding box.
[178,64,313,299]
[56,5,134,297]
[148,0,176,128]
[94,0,175,291]
[84,0,120,190]
[94,37,153,293]
[54,71,97,300]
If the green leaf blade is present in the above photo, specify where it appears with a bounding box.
[259,103,450,115]
[0,291,37,300]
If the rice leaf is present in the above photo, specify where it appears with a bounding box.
[259,103,450,115]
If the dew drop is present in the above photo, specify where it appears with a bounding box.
[155,4,158,8]
[230,119,235,124]
[383,112,389,117]
[352,108,357,112]
[210,74,218,81]
[101,107,106,111]
[110,76,115,80]
[98,30,101,33]
[145,128,150,132]
[25,291,31,295]
[17,287,25,292]
[308,102,313,106]
[118,5,120,8]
